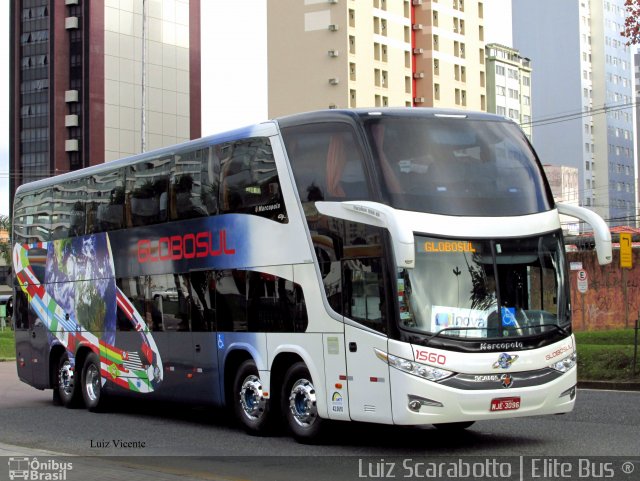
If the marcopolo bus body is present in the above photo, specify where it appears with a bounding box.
[12,108,611,441]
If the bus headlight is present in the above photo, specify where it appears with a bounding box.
[375,349,454,382]
[550,352,577,373]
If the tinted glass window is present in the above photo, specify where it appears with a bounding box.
[189,270,216,332]
[218,138,287,223]
[90,169,125,233]
[116,278,140,332]
[52,179,86,239]
[344,258,387,333]
[364,117,553,216]
[127,157,172,227]
[247,271,308,332]
[170,148,210,220]
[282,122,370,205]
[215,269,308,333]
[215,270,247,331]
[13,189,51,244]
[200,146,220,216]
[155,274,191,332]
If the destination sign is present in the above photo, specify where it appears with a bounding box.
[422,240,476,253]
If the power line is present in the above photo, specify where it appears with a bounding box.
[520,100,638,128]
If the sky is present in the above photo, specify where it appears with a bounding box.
[0,0,511,218]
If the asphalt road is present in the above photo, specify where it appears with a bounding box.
[1,362,639,481]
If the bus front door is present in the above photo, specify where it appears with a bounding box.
[343,259,392,423]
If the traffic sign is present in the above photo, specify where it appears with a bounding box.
[577,270,588,294]
[620,233,633,269]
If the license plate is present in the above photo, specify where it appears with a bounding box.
[490,396,521,411]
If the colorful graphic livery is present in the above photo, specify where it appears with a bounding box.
[13,109,612,442]
[14,235,163,394]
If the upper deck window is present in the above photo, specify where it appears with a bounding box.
[282,122,370,206]
[364,116,552,216]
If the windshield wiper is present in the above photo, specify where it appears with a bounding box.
[423,326,490,346]
[423,323,569,346]
[504,323,570,336]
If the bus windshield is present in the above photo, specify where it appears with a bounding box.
[365,116,552,216]
[397,232,569,339]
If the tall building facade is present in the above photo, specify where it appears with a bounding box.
[267,0,486,117]
[485,43,532,140]
[513,0,636,227]
[634,52,640,227]
[10,0,201,205]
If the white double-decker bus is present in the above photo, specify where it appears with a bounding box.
[13,108,611,442]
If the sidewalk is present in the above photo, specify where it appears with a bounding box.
[577,380,640,391]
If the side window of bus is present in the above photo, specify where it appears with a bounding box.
[247,271,309,333]
[218,138,287,223]
[215,270,247,331]
[13,290,30,330]
[343,257,387,333]
[52,179,86,239]
[188,270,216,332]
[215,269,308,333]
[14,189,51,244]
[282,122,369,207]
[90,169,125,233]
[311,218,384,322]
[126,157,172,227]
[200,146,220,215]
[116,278,140,332]
[170,148,211,220]
[156,274,191,332]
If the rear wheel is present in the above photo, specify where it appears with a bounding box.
[281,362,325,443]
[57,352,82,408]
[82,352,106,412]
[233,360,272,435]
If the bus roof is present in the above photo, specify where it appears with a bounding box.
[275,107,511,129]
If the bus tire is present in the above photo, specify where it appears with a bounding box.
[233,359,272,435]
[433,421,475,431]
[281,362,324,443]
[57,352,82,408]
[81,352,106,412]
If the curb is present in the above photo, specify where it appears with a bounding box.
[578,380,640,391]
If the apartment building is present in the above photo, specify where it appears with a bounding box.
[513,0,636,226]
[267,0,487,117]
[485,43,532,139]
[10,0,201,204]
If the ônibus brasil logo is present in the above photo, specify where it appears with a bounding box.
[8,457,73,481]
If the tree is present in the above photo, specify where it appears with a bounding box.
[621,0,640,45]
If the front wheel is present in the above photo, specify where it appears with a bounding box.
[281,362,325,443]
[82,352,107,412]
[233,360,272,435]
[57,352,82,408]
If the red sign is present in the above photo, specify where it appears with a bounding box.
[490,397,521,412]
[137,229,235,264]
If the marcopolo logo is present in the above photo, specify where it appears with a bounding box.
[8,457,73,481]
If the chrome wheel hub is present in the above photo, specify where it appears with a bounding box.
[288,378,318,427]
[85,364,100,402]
[59,361,74,396]
[239,375,266,420]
